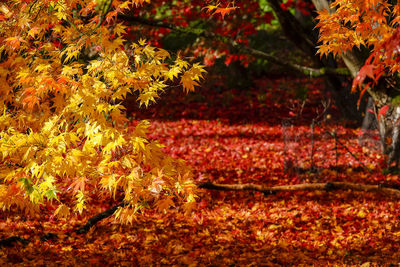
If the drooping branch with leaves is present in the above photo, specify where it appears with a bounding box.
[0,0,205,222]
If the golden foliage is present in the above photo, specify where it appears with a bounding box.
[0,0,204,221]
[316,0,395,58]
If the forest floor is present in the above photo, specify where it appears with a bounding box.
[2,76,400,266]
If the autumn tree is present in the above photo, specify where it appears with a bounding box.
[116,0,362,120]
[316,0,400,165]
[0,0,205,223]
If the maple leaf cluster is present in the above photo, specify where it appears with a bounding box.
[0,0,205,221]
[316,0,400,94]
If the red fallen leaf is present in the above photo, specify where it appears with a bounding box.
[378,105,389,120]
[198,199,208,209]
[356,129,364,137]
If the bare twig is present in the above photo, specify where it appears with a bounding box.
[314,121,373,173]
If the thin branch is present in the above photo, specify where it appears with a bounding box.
[198,181,400,198]
[314,121,373,173]
[118,15,350,77]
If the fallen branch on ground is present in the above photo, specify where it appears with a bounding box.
[3,181,399,247]
[0,236,30,247]
[198,181,400,198]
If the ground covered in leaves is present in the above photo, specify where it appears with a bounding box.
[2,76,400,266]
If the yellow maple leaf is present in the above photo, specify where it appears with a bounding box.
[113,23,127,36]
[181,72,199,93]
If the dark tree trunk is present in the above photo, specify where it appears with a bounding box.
[367,85,400,166]
[267,0,365,122]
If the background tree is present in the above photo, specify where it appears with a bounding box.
[118,0,400,166]
[118,0,362,120]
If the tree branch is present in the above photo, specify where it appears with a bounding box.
[0,236,30,247]
[198,181,400,198]
[0,202,126,247]
[75,201,126,234]
[118,15,350,77]
[266,0,318,60]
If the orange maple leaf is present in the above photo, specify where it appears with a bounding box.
[213,6,237,19]
[69,177,86,192]
[156,196,175,213]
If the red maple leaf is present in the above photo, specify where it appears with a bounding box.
[378,105,389,121]
[352,64,375,91]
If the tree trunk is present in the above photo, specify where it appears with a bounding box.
[369,88,400,166]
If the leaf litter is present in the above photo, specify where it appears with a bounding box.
[1,77,400,266]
